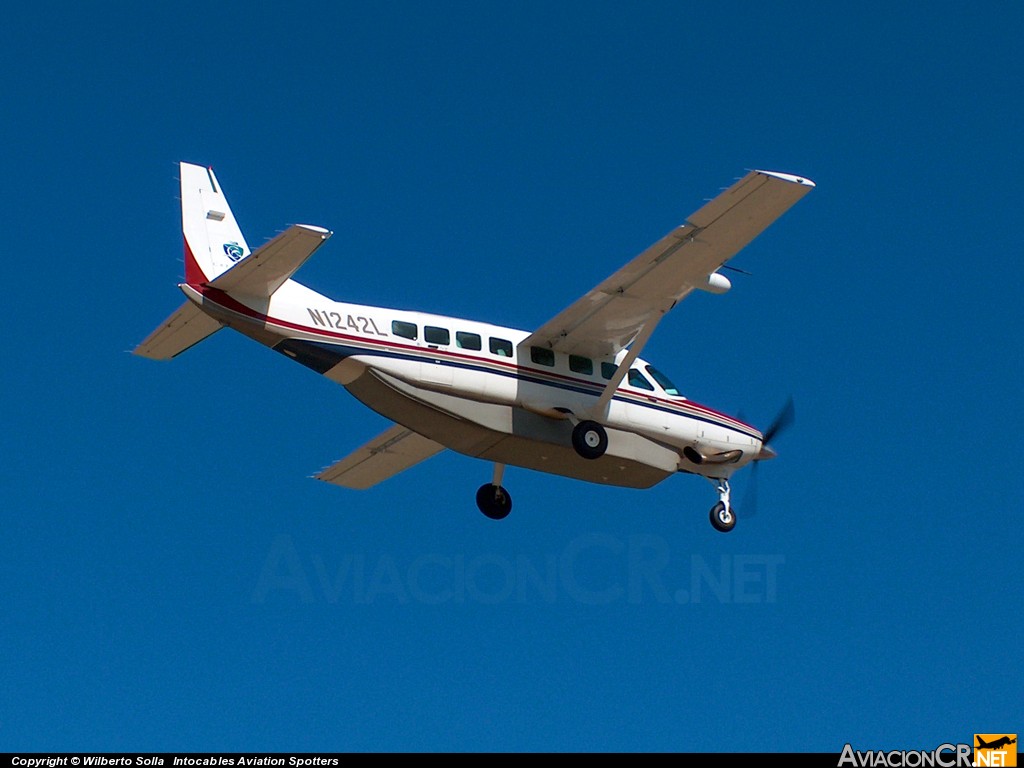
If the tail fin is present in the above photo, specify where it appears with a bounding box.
[136,162,332,360]
[180,162,251,284]
[133,161,245,359]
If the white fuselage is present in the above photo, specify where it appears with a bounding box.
[184,279,763,488]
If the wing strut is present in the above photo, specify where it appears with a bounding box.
[590,311,666,420]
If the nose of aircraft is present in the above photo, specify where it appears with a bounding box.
[750,397,794,463]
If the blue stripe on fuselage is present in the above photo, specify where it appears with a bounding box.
[274,337,760,440]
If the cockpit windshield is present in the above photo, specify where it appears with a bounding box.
[645,365,683,397]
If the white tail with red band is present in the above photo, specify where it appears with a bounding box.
[180,163,251,284]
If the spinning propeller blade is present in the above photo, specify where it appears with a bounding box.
[742,461,763,518]
[742,397,796,519]
[763,396,795,445]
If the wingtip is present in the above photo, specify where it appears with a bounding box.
[296,224,333,237]
[753,169,816,188]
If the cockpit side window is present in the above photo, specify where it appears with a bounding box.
[645,365,681,396]
[628,368,655,391]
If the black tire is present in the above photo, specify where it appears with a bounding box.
[476,483,512,520]
[572,420,608,460]
[709,501,736,533]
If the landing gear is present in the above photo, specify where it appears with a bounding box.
[709,501,736,533]
[476,484,512,520]
[708,478,737,533]
[476,463,512,520]
[572,420,608,460]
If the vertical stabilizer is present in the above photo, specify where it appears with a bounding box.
[180,162,251,284]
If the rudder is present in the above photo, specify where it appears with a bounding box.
[180,162,251,284]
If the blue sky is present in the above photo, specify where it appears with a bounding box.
[1,0,1020,753]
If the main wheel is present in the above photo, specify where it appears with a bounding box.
[476,483,512,520]
[709,501,736,533]
[572,420,608,460]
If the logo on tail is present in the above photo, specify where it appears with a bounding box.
[223,242,245,262]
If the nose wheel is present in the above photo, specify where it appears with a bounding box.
[708,478,737,533]
[709,501,736,532]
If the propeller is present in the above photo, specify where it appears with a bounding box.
[741,396,795,519]
[763,395,795,446]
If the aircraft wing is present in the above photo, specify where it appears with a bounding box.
[315,424,445,490]
[521,170,815,358]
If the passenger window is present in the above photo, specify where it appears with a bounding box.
[456,331,482,351]
[490,338,513,357]
[600,362,618,380]
[530,346,555,367]
[569,355,593,375]
[628,368,655,391]
[392,320,417,340]
[424,326,450,345]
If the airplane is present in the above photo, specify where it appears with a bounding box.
[136,162,814,532]
[977,737,1017,750]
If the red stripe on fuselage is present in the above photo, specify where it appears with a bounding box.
[194,286,761,437]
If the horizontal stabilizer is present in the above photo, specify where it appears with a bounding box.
[316,424,444,489]
[133,300,223,360]
[210,224,331,297]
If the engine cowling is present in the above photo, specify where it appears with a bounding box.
[683,446,743,465]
